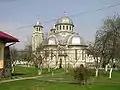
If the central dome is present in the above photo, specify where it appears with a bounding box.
[56,16,73,25]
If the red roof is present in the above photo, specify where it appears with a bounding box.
[0,31,19,43]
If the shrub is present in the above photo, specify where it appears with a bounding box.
[70,64,90,85]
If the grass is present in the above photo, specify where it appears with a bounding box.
[0,66,120,90]
[13,66,38,77]
[12,65,62,77]
[0,76,120,90]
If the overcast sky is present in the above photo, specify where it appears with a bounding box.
[0,0,120,49]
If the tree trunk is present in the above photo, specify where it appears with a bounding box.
[11,64,15,74]
[52,70,54,76]
[109,68,113,78]
[47,65,50,72]
[105,64,108,71]
[12,67,15,74]
[48,68,51,72]
[38,64,42,75]
[38,68,42,75]
[95,68,98,77]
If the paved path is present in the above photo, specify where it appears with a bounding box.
[0,76,42,84]
[0,73,63,84]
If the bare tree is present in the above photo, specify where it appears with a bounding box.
[91,15,120,78]
[87,42,101,77]
[24,44,34,67]
[34,44,45,75]
[10,46,19,74]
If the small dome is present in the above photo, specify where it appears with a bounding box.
[36,21,41,25]
[56,16,73,25]
[34,20,43,28]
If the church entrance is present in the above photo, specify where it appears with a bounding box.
[59,58,62,68]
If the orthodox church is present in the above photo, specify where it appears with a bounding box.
[32,15,94,68]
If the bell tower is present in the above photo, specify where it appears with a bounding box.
[32,21,43,51]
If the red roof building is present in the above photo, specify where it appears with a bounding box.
[0,31,19,43]
[0,31,19,77]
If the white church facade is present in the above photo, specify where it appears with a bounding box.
[32,15,94,69]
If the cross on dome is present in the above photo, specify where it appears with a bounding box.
[64,12,68,16]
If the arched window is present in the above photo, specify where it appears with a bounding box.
[66,26,68,30]
[57,26,58,30]
[60,25,61,30]
[36,27,38,31]
[38,27,40,31]
[69,26,71,30]
[63,25,65,30]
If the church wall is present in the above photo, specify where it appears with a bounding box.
[66,47,85,67]
[43,45,58,68]
[42,45,94,69]
[43,45,91,68]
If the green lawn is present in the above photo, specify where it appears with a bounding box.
[13,66,38,77]
[13,65,61,77]
[0,66,120,90]
[0,77,120,90]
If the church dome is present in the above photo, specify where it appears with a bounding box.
[56,16,73,25]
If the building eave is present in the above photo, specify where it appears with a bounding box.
[0,31,19,43]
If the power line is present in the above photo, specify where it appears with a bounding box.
[15,24,33,29]
[70,3,120,17]
[10,3,120,30]
[13,19,58,30]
